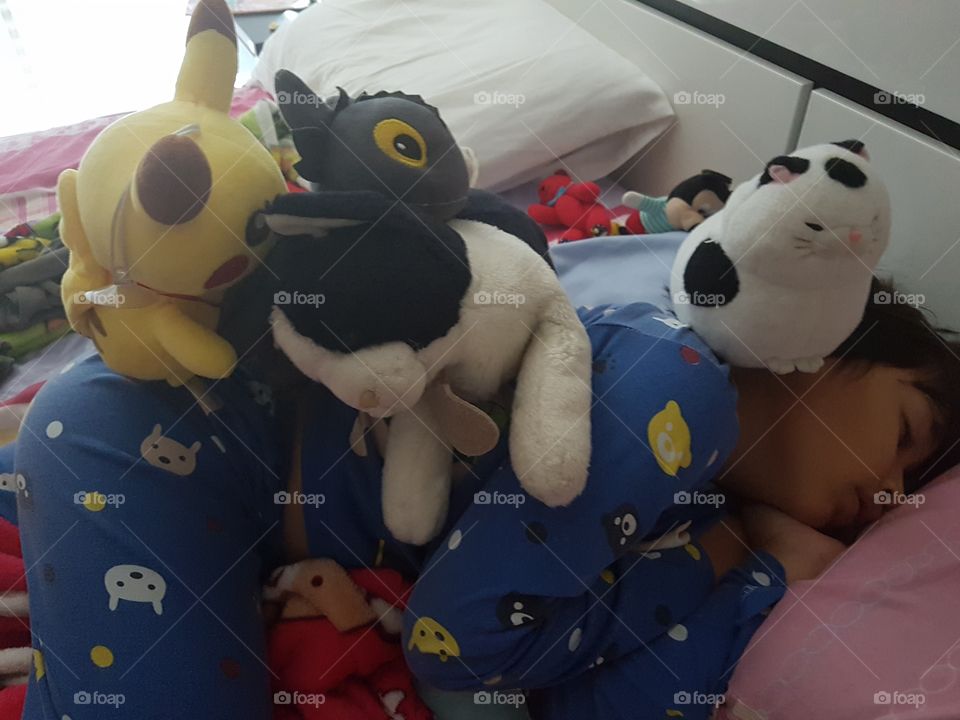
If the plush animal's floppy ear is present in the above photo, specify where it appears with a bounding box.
[275,69,335,181]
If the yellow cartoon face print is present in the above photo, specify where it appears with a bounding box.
[408,617,461,662]
[647,400,692,477]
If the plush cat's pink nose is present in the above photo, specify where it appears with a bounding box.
[848,229,863,245]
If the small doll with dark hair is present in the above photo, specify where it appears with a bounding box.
[622,169,733,234]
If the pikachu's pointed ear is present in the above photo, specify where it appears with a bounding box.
[175,0,237,113]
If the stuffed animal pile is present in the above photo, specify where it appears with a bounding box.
[58,0,285,386]
[229,71,593,544]
[670,140,890,373]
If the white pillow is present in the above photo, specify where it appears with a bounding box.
[253,0,675,191]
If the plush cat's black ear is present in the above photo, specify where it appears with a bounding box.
[832,139,867,157]
[274,69,334,181]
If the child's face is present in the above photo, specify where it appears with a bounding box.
[720,360,939,534]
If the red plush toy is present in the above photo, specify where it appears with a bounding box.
[265,559,432,720]
[528,170,622,243]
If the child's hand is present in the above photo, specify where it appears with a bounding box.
[698,515,749,580]
[741,504,846,583]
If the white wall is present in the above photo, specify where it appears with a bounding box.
[673,0,960,125]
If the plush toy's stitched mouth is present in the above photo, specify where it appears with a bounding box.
[135,253,251,302]
[204,254,250,289]
[135,282,218,306]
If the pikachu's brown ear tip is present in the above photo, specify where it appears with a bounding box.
[187,0,236,47]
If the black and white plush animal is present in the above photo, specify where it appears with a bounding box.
[669,140,890,374]
[236,73,592,545]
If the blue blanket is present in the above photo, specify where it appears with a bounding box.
[550,232,686,310]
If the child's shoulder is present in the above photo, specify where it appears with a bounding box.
[581,303,739,478]
[579,302,726,371]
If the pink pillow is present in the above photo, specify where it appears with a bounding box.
[719,468,960,720]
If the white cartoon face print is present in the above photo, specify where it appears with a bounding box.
[13,473,31,507]
[247,380,274,412]
[0,473,15,493]
[140,424,201,476]
[105,564,167,615]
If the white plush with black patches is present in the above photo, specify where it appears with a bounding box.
[670,142,891,373]
[274,219,592,545]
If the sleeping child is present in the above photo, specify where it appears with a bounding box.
[402,279,960,720]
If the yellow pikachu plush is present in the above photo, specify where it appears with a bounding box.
[58,0,285,386]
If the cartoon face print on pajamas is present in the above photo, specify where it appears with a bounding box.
[496,593,549,630]
[140,424,201,476]
[407,617,461,662]
[105,564,167,615]
[647,400,692,477]
[0,474,14,494]
[602,503,640,551]
[13,473,31,507]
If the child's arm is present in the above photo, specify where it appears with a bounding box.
[404,307,741,689]
[530,552,787,720]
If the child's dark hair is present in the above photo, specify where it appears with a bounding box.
[832,277,960,492]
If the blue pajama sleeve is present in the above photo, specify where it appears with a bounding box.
[529,552,787,720]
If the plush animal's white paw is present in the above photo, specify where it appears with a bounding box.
[766,358,798,375]
[381,407,452,545]
[765,356,825,374]
[510,393,590,507]
[513,431,590,508]
[383,495,448,546]
[794,356,826,373]
[518,470,587,508]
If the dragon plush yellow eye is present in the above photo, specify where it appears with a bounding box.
[373,119,427,168]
